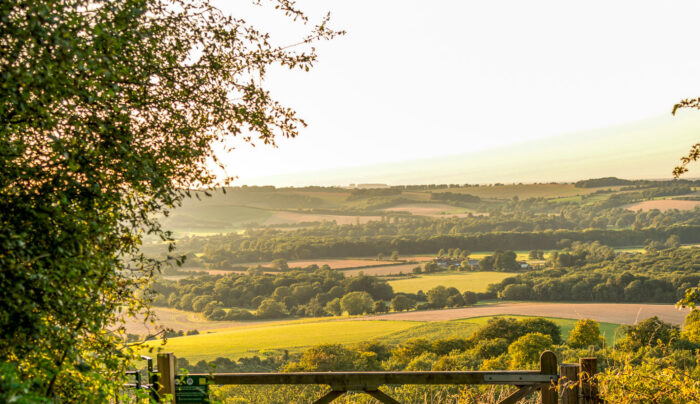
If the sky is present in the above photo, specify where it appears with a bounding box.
[210,0,700,185]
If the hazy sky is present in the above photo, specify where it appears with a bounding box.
[210,0,700,184]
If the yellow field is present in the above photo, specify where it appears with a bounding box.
[388,271,516,294]
[142,314,622,362]
[143,319,417,362]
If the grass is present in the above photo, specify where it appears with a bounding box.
[381,321,481,344]
[142,315,622,362]
[143,320,418,362]
[388,271,516,294]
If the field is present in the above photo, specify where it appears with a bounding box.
[286,258,396,269]
[143,313,625,362]
[387,271,516,294]
[343,263,422,276]
[122,307,267,335]
[625,199,700,212]
[367,302,688,325]
[143,319,418,362]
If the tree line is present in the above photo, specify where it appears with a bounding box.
[151,268,486,321]
[489,247,700,303]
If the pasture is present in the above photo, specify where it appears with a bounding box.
[387,271,516,294]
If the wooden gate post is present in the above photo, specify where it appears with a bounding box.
[539,351,557,404]
[157,353,176,403]
[579,357,598,404]
[559,363,579,404]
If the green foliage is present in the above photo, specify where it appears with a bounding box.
[426,286,450,308]
[507,333,553,369]
[598,358,700,403]
[468,317,561,346]
[390,295,415,312]
[616,317,682,351]
[0,0,341,399]
[256,299,288,319]
[492,247,700,303]
[682,310,700,343]
[567,319,603,348]
[340,291,374,315]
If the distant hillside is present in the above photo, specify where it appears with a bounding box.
[574,177,633,188]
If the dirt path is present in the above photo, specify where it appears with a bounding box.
[361,302,690,325]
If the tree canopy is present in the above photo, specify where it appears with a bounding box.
[0,0,340,400]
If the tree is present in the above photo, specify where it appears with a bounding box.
[391,295,415,312]
[324,298,342,316]
[340,291,374,315]
[507,333,553,369]
[426,286,450,308]
[671,100,700,177]
[373,300,389,313]
[462,291,479,305]
[256,299,288,319]
[0,0,341,399]
[567,319,602,348]
[390,250,400,260]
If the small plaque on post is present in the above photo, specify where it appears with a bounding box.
[175,375,210,403]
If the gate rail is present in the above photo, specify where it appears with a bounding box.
[129,351,600,404]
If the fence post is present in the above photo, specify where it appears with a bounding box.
[559,363,579,404]
[579,357,598,404]
[157,353,176,404]
[539,351,557,404]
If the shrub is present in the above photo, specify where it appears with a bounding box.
[507,333,553,369]
[567,319,602,348]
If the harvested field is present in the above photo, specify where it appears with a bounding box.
[232,257,401,270]
[388,271,516,294]
[364,302,689,325]
[123,307,265,335]
[625,199,700,212]
[287,258,396,269]
[344,263,421,276]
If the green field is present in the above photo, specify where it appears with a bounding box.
[143,315,621,362]
[144,319,418,362]
[387,271,516,294]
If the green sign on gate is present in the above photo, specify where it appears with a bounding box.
[175,375,210,403]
